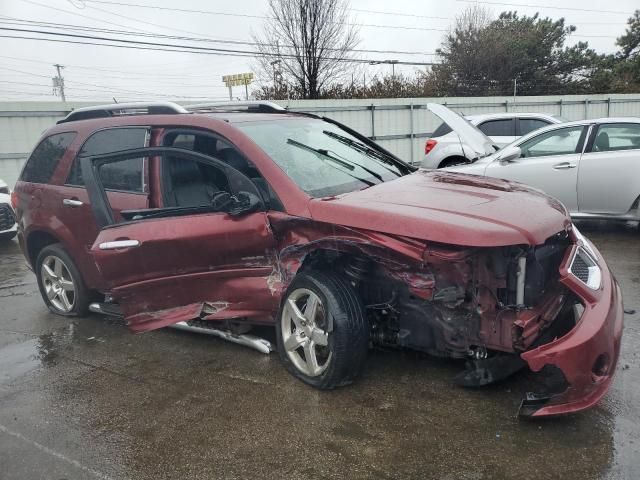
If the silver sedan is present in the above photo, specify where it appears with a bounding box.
[441,114,640,222]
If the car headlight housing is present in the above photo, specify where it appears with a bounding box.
[572,226,598,261]
[570,246,602,290]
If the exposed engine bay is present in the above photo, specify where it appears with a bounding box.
[299,230,580,386]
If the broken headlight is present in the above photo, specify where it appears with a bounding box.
[572,226,598,261]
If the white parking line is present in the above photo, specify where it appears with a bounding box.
[0,423,116,480]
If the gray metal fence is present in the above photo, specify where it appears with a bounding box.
[2,94,640,186]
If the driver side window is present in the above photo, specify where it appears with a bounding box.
[519,126,585,158]
[163,130,282,210]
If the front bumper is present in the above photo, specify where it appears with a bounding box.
[519,242,624,417]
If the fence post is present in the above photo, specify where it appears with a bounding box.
[607,97,611,117]
[409,103,415,165]
[505,100,509,112]
[584,98,589,119]
[370,104,375,138]
[559,98,563,117]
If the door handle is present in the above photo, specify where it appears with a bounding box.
[63,198,84,207]
[553,162,577,170]
[99,239,140,250]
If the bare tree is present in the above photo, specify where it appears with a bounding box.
[253,0,360,99]
[453,4,493,33]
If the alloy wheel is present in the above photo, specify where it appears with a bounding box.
[40,255,76,313]
[281,288,332,377]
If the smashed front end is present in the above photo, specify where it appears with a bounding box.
[317,226,623,417]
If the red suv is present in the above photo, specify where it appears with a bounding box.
[13,101,623,416]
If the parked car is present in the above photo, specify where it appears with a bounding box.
[430,103,640,223]
[422,111,564,169]
[0,177,17,241]
[12,101,622,417]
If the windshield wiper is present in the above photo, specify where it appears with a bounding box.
[324,149,384,182]
[286,138,377,187]
[323,130,402,177]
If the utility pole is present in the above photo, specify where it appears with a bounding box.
[390,60,398,78]
[52,64,66,102]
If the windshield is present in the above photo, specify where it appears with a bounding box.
[237,118,406,198]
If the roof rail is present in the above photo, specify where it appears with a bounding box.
[57,101,188,124]
[186,101,285,114]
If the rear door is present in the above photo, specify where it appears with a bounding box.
[578,122,640,214]
[484,125,588,212]
[55,127,151,287]
[82,146,278,332]
[476,118,516,147]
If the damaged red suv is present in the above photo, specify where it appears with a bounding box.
[13,101,622,417]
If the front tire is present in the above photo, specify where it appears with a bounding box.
[35,243,89,316]
[439,157,467,168]
[276,270,369,389]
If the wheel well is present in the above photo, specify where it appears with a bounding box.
[298,249,371,283]
[439,156,467,168]
[26,231,59,266]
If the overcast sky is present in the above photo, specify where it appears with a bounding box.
[0,0,637,102]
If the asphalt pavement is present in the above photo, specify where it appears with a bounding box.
[0,221,638,479]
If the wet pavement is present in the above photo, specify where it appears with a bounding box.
[0,222,638,479]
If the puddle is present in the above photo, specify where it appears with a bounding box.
[0,326,75,385]
[0,339,42,385]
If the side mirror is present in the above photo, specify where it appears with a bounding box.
[229,192,262,216]
[498,146,522,164]
[211,191,262,217]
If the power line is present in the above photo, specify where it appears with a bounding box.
[0,17,440,56]
[0,27,438,65]
[0,67,230,98]
[0,54,250,79]
[349,7,449,20]
[455,0,635,15]
[76,0,449,32]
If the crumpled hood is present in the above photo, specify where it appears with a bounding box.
[309,170,571,247]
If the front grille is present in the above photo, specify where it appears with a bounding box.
[0,204,16,231]
[570,254,590,282]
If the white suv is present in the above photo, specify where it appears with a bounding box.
[0,178,17,242]
[422,111,564,169]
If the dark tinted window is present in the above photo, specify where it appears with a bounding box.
[431,122,452,137]
[477,119,513,137]
[519,118,550,136]
[21,132,76,184]
[67,128,148,192]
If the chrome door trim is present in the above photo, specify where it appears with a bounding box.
[553,162,577,170]
[62,198,84,207]
[98,240,140,250]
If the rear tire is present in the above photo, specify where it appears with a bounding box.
[35,243,90,317]
[276,270,369,390]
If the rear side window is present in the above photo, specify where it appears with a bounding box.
[477,119,514,137]
[20,132,76,184]
[67,128,148,192]
[592,123,640,152]
[518,118,550,136]
[431,122,452,137]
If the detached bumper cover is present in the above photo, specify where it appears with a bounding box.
[519,243,624,417]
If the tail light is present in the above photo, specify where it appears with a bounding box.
[11,190,18,210]
[425,139,437,155]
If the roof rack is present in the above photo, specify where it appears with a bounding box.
[57,101,188,124]
[186,101,286,114]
